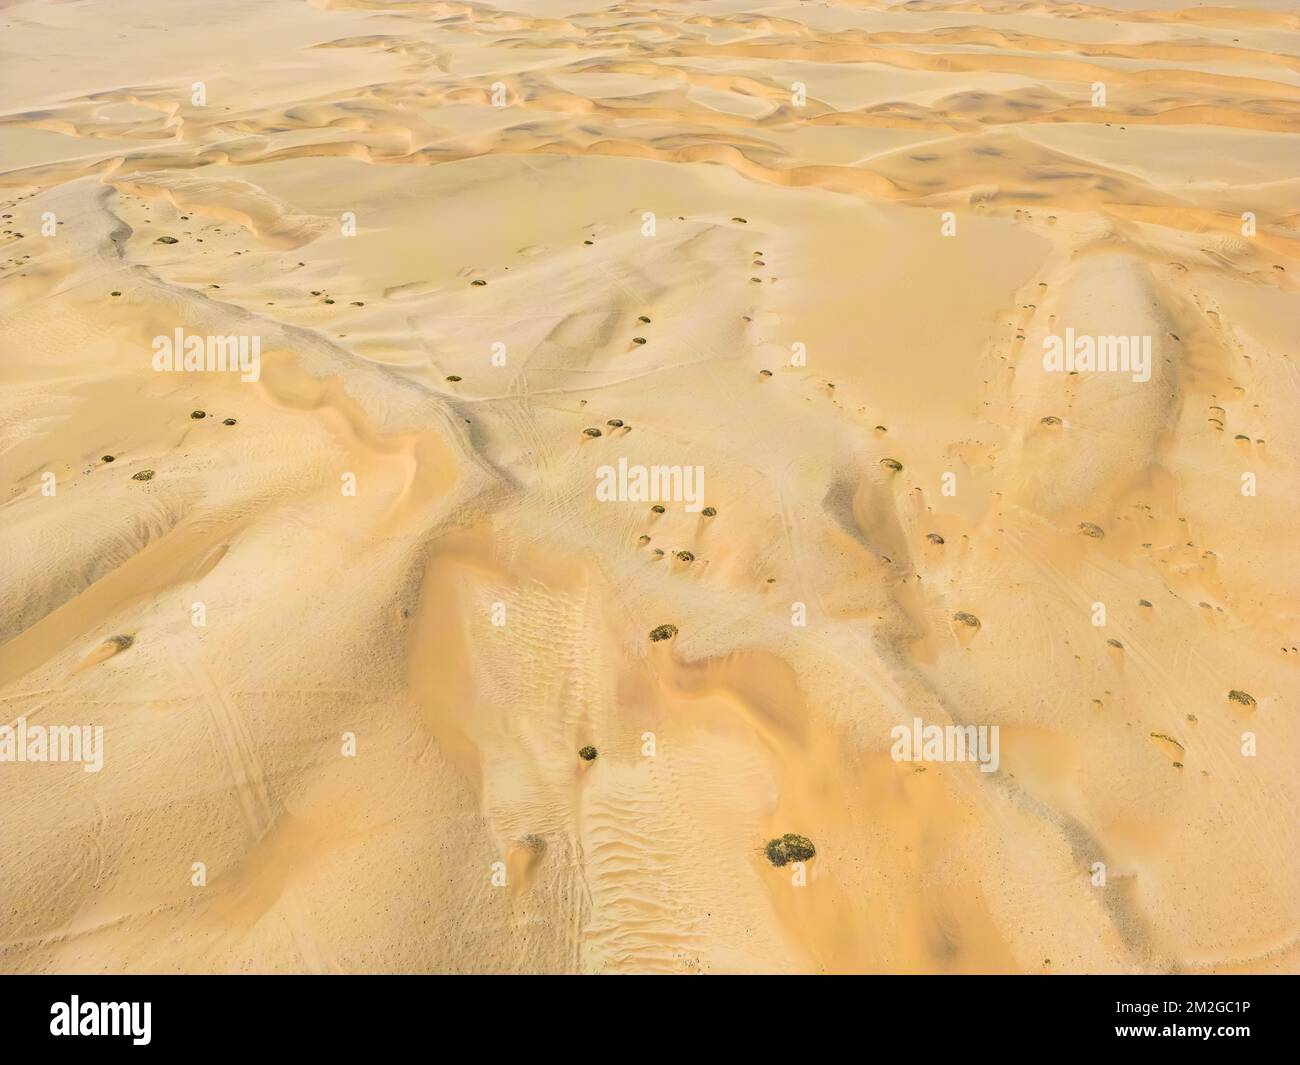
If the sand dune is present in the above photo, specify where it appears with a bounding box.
[1,0,1298,974]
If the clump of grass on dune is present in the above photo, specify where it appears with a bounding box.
[764,834,816,867]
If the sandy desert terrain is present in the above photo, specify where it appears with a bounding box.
[1,0,1298,973]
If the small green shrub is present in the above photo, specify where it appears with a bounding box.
[764,834,816,867]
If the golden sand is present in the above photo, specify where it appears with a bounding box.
[1,0,1298,973]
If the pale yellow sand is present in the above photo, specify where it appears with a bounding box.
[1,0,1298,974]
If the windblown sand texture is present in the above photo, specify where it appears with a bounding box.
[2,0,1298,974]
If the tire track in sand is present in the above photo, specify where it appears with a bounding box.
[168,630,333,973]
